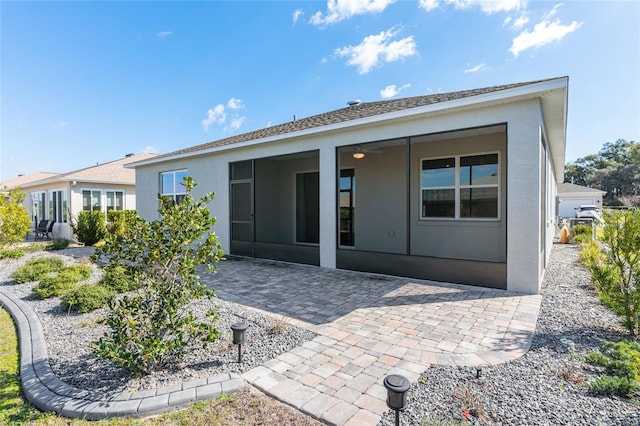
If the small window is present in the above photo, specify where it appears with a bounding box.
[161,170,189,203]
[82,190,102,211]
[421,153,499,220]
[106,191,124,211]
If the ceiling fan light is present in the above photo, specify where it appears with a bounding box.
[353,152,365,159]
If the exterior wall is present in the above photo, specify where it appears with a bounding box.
[21,181,136,241]
[21,182,73,240]
[545,146,558,273]
[558,193,603,218]
[135,98,550,294]
[410,131,506,262]
[506,101,544,294]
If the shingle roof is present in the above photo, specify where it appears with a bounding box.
[557,182,606,194]
[62,152,158,183]
[0,172,60,191]
[150,78,558,161]
[8,153,158,189]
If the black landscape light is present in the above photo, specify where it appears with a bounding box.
[230,322,249,363]
[383,374,410,426]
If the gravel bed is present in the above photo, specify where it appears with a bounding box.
[379,243,640,426]
[0,250,316,394]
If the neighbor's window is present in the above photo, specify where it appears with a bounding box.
[161,170,189,203]
[421,153,499,219]
[82,190,102,211]
[49,190,68,223]
[106,191,124,211]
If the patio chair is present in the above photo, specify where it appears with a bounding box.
[34,220,55,240]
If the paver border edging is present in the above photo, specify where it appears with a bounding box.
[0,287,245,420]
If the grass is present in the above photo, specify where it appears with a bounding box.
[0,308,50,425]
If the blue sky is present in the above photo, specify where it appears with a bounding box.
[1,0,638,180]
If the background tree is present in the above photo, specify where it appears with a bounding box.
[0,187,31,246]
[565,139,640,206]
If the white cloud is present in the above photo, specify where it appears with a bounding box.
[445,0,525,14]
[463,63,485,73]
[202,98,246,132]
[511,13,529,29]
[380,83,411,98]
[227,116,246,131]
[418,0,439,11]
[293,9,303,25]
[420,0,527,15]
[54,121,69,128]
[201,104,226,131]
[509,6,582,57]
[227,98,244,110]
[156,31,172,39]
[310,0,395,27]
[141,145,158,154]
[335,27,416,74]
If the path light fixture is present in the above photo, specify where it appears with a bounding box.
[383,374,410,426]
[230,322,249,363]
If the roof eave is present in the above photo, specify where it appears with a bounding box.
[128,77,570,169]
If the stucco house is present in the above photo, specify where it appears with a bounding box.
[129,77,568,295]
[0,153,157,241]
[557,182,606,218]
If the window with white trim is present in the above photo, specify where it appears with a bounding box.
[421,153,499,219]
[82,190,102,211]
[161,170,189,203]
[106,191,124,211]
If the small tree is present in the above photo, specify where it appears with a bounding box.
[92,177,224,375]
[106,210,139,239]
[599,209,640,336]
[0,187,31,246]
[71,210,106,246]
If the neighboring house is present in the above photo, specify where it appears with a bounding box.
[129,77,568,295]
[557,182,606,218]
[0,153,157,241]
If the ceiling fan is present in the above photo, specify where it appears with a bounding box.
[346,145,383,159]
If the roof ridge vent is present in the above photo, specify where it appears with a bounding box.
[347,99,361,107]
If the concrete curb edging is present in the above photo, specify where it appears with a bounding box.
[0,288,245,420]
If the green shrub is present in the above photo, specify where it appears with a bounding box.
[31,265,93,299]
[0,187,31,247]
[0,247,26,259]
[599,209,640,336]
[585,339,640,398]
[61,284,114,313]
[590,375,638,397]
[26,242,51,252]
[570,223,593,244]
[10,257,65,283]
[578,240,602,267]
[93,177,223,376]
[106,210,140,239]
[49,238,70,250]
[99,265,138,293]
[72,210,106,246]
